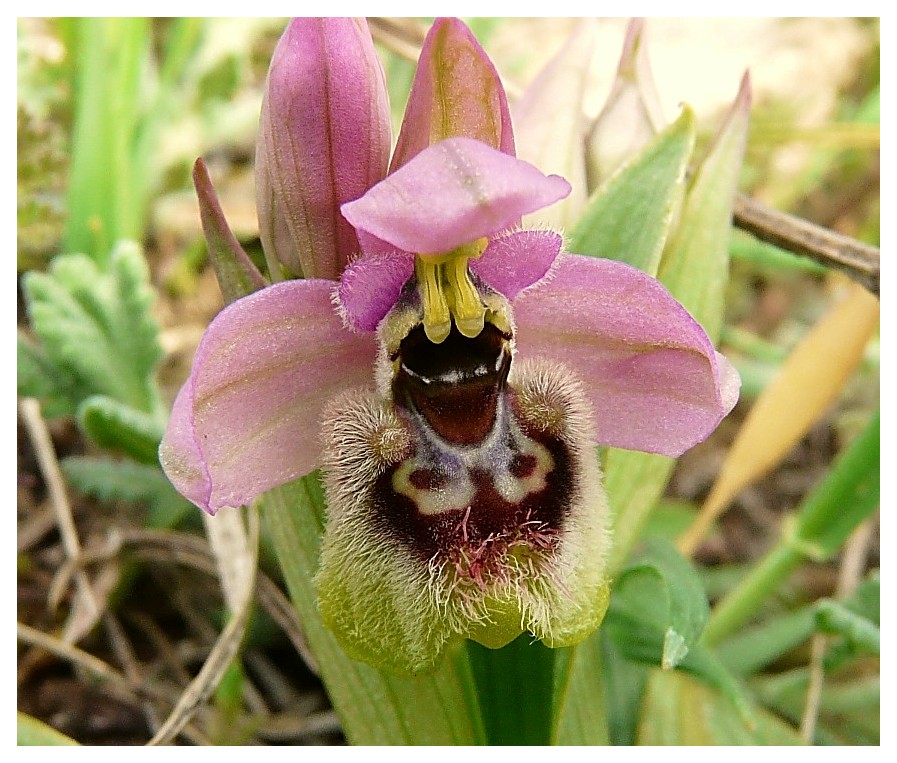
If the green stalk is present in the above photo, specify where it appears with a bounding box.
[467,637,557,745]
[703,409,879,646]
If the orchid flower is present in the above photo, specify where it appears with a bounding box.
[160,17,740,674]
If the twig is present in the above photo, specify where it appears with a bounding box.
[19,398,101,641]
[129,611,194,686]
[147,506,261,745]
[17,621,212,745]
[243,652,303,711]
[368,17,880,293]
[114,527,319,674]
[733,194,880,295]
[103,614,165,736]
[17,621,172,705]
[800,634,828,744]
[17,500,58,552]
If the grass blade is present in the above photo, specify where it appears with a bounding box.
[65,18,149,262]
[17,712,80,746]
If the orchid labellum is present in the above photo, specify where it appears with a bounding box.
[161,17,739,674]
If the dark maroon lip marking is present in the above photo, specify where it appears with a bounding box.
[393,322,511,445]
[510,453,538,479]
[372,429,574,566]
[408,468,449,491]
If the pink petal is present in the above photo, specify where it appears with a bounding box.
[159,280,378,514]
[471,229,562,300]
[513,254,739,456]
[336,251,415,332]
[341,137,571,255]
[256,18,391,280]
[391,17,514,171]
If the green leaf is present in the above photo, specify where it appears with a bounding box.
[823,572,879,669]
[704,410,880,645]
[730,228,827,275]
[553,635,610,745]
[636,670,802,745]
[599,78,751,582]
[793,410,880,558]
[259,473,485,745]
[604,451,676,575]
[657,74,751,342]
[718,573,880,677]
[22,242,164,417]
[78,395,165,464]
[843,570,880,625]
[597,629,649,746]
[558,76,751,748]
[752,669,879,745]
[61,456,193,528]
[17,331,86,417]
[569,106,695,275]
[641,499,700,542]
[17,712,80,746]
[816,600,880,656]
[606,538,709,670]
[193,158,267,304]
[600,547,757,723]
[718,605,817,676]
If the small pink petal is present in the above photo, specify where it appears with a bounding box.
[513,254,739,456]
[336,252,415,332]
[342,137,571,255]
[471,229,562,300]
[391,17,514,171]
[159,280,377,514]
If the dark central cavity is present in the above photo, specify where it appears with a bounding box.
[392,322,511,445]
